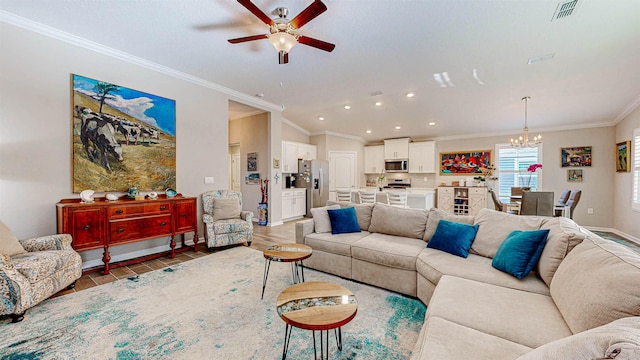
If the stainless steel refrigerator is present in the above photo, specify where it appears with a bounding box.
[295,159,329,217]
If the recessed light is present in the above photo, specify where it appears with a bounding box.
[375,102,382,106]
[405,92,415,98]
[366,130,372,134]
[428,122,436,126]
[395,126,401,130]
[318,117,325,121]
[344,105,351,110]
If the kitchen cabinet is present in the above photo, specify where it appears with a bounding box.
[409,141,436,173]
[282,189,306,220]
[282,141,317,173]
[364,145,384,174]
[437,186,486,216]
[384,138,410,160]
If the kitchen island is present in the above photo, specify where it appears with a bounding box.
[342,188,435,209]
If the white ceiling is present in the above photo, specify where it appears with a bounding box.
[2,0,640,142]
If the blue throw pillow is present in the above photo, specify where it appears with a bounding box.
[327,207,361,234]
[427,220,479,258]
[492,229,550,279]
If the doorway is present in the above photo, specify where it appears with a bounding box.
[229,144,240,191]
[328,151,357,201]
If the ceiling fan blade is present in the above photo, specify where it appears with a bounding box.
[237,0,274,26]
[298,35,335,52]
[290,1,327,29]
[228,34,268,43]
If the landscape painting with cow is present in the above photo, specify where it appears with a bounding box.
[72,74,176,193]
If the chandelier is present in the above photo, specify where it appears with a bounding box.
[511,96,541,148]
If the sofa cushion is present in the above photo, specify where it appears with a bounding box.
[211,198,241,221]
[472,208,543,258]
[368,204,428,240]
[211,219,252,234]
[492,229,549,279]
[517,316,640,360]
[310,205,340,233]
[411,316,533,360]
[0,220,25,256]
[427,220,479,258]
[304,231,370,257]
[416,249,550,296]
[352,233,426,271]
[423,208,474,241]
[327,207,361,234]
[537,217,586,287]
[326,202,374,231]
[427,276,571,348]
[550,235,640,334]
[12,250,80,283]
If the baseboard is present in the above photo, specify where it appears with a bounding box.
[584,226,640,246]
[268,221,284,227]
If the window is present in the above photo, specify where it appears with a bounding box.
[633,128,640,211]
[495,144,542,201]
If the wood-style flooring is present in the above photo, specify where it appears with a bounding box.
[52,218,304,298]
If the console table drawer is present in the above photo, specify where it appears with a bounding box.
[109,215,172,243]
[108,202,171,218]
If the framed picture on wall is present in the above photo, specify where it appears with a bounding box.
[568,169,583,182]
[561,146,592,167]
[616,141,630,172]
[245,173,260,185]
[71,74,176,192]
[439,150,492,175]
[247,152,257,171]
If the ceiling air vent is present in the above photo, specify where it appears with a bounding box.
[552,0,580,21]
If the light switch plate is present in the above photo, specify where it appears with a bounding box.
[204,177,214,184]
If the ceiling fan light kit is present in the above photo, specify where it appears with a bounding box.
[510,96,542,148]
[229,0,335,64]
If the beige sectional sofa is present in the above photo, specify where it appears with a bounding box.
[295,203,640,359]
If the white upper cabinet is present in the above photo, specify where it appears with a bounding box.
[384,138,410,160]
[364,145,385,174]
[282,141,317,173]
[409,141,436,173]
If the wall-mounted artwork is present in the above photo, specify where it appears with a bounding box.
[72,74,176,192]
[440,150,492,175]
[616,141,630,172]
[561,146,592,167]
[247,152,257,171]
[245,173,260,185]
[568,169,583,182]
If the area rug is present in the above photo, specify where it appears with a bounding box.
[0,246,425,359]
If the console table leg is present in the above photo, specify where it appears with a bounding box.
[261,259,272,300]
[192,230,199,252]
[102,246,111,275]
[169,235,176,258]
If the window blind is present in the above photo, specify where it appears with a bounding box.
[495,144,541,201]
[633,128,640,211]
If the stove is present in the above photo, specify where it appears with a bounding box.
[384,178,411,189]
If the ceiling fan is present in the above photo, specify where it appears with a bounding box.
[228,0,335,64]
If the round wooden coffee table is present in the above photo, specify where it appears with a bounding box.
[276,281,357,360]
[261,243,313,299]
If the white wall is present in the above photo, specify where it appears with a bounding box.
[614,105,640,239]
[0,21,281,265]
[282,121,310,143]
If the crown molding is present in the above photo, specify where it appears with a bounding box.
[612,94,640,125]
[282,117,311,136]
[310,130,366,143]
[0,10,281,113]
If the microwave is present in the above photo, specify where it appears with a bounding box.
[384,159,409,172]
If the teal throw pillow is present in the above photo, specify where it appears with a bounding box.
[427,220,479,258]
[327,207,361,234]
[492,229,550,279]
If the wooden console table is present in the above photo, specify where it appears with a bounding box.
[56,195,198,275]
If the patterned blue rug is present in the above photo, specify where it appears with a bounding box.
[0,246,425,359]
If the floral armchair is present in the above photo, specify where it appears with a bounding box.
[1,222,82,323]
[202,190,254,250]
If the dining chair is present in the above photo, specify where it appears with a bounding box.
[336,189,352,202]
[488,187,504,211]
[358,190,377,204]
[557,189,571,206]
[565,190,582,219]
[387,191,407,208]
[520,191,554,216]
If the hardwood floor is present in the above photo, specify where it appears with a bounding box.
[52,218,306,298]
